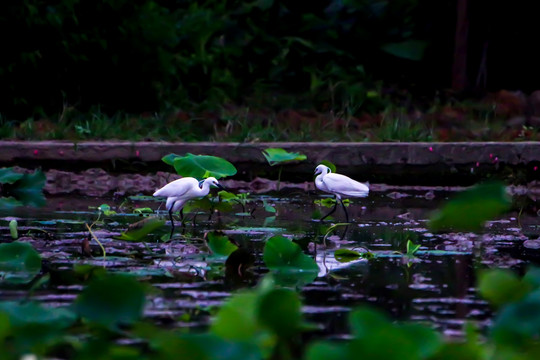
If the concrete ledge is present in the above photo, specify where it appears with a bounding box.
[0,141,539,185]
[1,141,539,165]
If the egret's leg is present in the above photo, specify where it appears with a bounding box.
[320,198,338,221]
[340,224,349,240]
[180,208,186,228]
[340,199,349,223]
[168,205,175,240]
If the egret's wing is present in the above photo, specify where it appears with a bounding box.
[323,173,369,198]
[153,178,198,197]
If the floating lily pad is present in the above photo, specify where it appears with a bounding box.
[263,235,318,285]
[115,216,165,241]
[0,241,42,284]
[263,235,318,271]
[208,232,238,257]
[334,249,362,263]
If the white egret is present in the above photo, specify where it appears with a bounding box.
[153,176,224,238]
[314,164,369,222]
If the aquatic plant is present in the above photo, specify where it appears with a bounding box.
[0,242,41,285]
[262,148,307,191]
[2,173,537,359]
[428,181,511,232]
[8,219,17,239]
[334,248,375,263]
[2,240,540,360]
[218,190,252,215]
[162,153,237,179]
[115,217,166,242]
[208,231,238,257]
[263,235,318,286]
[0,167,46,209]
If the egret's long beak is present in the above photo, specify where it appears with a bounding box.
[215,184,226,191]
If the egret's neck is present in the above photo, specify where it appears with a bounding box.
[318,168,330,177]
[315,170,328,186]
[199,182,211,196]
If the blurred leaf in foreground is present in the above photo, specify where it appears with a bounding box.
[428,181,511,232]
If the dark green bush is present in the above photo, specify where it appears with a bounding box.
[0,0,452,119]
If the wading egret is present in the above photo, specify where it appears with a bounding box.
[153,177,224,238]
[314,164,369,222]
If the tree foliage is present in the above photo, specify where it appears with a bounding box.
[3,0,533,120]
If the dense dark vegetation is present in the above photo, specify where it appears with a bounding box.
[1,1,538,141]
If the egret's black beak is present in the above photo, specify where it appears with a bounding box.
[216,184,226,191]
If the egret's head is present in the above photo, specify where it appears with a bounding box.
[204,177,225,190]
[314,164,330,176]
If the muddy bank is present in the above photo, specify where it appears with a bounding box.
[26,167,537,200]
[1,141,539,185]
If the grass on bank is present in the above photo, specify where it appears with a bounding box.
[0,101,538,143]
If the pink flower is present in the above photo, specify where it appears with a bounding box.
[534,166,538,171]
[33,150,39,155]
[428,147,433,152]
[136,150,140,157]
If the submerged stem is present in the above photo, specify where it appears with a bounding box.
[85,223,107,260]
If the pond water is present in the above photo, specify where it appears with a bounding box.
[1,187,539,340]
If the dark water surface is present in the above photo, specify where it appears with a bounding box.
[1,188,539,340]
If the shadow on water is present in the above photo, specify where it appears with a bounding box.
[1,188,539,339]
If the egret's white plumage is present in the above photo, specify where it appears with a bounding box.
[153,176,224,237]
[314,164,369,221]
[314,165,369,199]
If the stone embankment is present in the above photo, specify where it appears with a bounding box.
[0,141,538,195]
